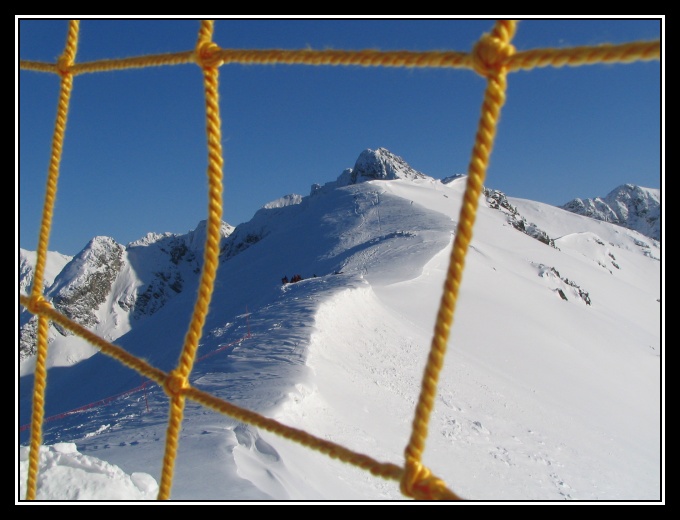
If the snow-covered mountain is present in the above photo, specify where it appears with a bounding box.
[561,184,661,241]
[337,147,429,185]
[18,221,234,366]
[18,148,661,501]
[19,248,72,296]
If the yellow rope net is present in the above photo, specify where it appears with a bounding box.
[18,19,660,501]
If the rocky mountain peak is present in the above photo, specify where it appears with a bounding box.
[338,148,430,186]
[561,184,660,241]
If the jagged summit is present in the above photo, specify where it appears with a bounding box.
[308,147,433,197]
[127,220,234,251]
[561,184,660,241]
[337,147,430,186]
[18,221,235,364]
[184,219,235,252]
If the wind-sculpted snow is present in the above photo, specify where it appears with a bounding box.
[19,443,158,500]
[263,194,304,209]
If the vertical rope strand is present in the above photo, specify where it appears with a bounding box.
[25,20,79,501]
[25,312,49,500]
[157,20,224,500]
[29,19,79,300]
[401,20,517,499]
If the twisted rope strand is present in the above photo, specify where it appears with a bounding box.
[216,48,471,68]
[20,52,195,75]
[20,39,659,78]
[402,20,517,500]
[184,385,406,481]
[158,20,225,501]
[507,39,660,71]
[19,291,409,486]
[19,290,458,494]
[24,19,80,501]
[26,314,49,500]
[19,295,167,384]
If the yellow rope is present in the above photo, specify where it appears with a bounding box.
[184,385,405,480]
[18,19,660,501]
[20,51,195,75]
[19,295,167,383]
[402,19,517,500]
[507,40,660,71]
[24,19,79,501]
[19,39,659,78]
[19,294,405,486]
[157,20,225,501]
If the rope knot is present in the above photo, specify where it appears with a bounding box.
[400,458,435,499]
[400,458,461,500]
[471,33,515,78]
[195,41,223,69]
[26,295,51,315]
[56,55,73,77]
[163,370,188,398]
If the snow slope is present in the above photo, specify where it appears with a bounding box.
[18,168,661,502]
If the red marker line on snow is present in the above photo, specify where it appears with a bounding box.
[20,309,253,432]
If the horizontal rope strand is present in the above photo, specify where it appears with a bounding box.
[19,295,167,384]
[507,40,660,70]
[184,385,406,482]
[20,39,659,78]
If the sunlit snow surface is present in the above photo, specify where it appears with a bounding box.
[18,176,661,503]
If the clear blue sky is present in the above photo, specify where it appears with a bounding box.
[17,16,662,256]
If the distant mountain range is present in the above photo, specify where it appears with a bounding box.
[18,148,660,364]
[561,184,660,242]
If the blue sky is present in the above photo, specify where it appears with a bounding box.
[17,16,662,256]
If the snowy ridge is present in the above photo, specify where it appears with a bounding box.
[18,148,661,502]
[263,194,304,209]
